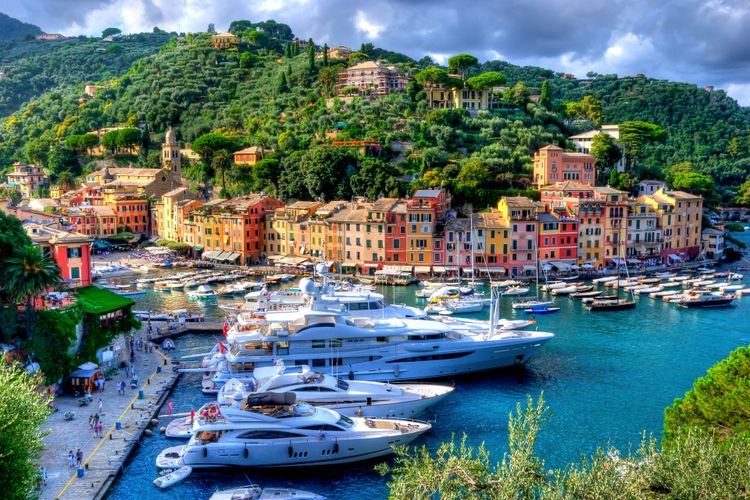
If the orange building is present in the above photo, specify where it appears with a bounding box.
[405,189,451,272]
[532,145,596,188]
[25,223,92,288]
[211,33,237,49]
[233,146,263,166]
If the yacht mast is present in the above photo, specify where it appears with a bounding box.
[470,213,475,287]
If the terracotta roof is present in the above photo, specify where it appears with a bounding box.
[544,181,594,192]
[234,146,262,154]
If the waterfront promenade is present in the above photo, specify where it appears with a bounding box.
[39,334,179,500]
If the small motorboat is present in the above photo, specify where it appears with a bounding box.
[496,319,536,330]
[153,465,192,489]
[680,294,736,308]
[569,290,602,299]
[501,286,529,296]
[187,285,216,300]
[524,306,560,314]
[586,299,636,311]
[511,299,554,309]
[592,276,618,284]
[633,286,662,295]
[162,339,176,350]
[551,285,578,295]
[209,484,325,500]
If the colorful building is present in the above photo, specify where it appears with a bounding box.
[25,223,92,288]
[154,187,199,242]
[68,205,117,238]
[498,196,538,276]
[336,61,408,96]
[532,145,596,188]
[537,211,578,264]
[638,188,703,263]
[211,32,238,49]
[233,146,264,166]
[405,189,451,271]
[626,202,662,264]
[5,162,48,198]
[594,186,629,264]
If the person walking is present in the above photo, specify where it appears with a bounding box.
[68,450,75,468]
[96,420,104,438]
[167,401,173,415]
[98,398,103,413]
[76,448,83,467]
[40,466,47,487]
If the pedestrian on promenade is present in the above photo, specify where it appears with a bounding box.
[96,420,104,438]
[147,401,153,413]
[68,450,75,468]
[88,414,94,428]
[93,413,99,427]
[75,448,83,467]
[118,380,125,394]
[40,466,47,487]
[167,401,173,415]
[98,398,103,413]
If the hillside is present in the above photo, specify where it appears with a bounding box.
[0,32,171,116]
[0,12,42,40]
[0,22,748,207]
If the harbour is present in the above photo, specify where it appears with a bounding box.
[91,232,750,499]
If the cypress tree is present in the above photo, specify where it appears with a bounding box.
[322,43,329,67]
[277,71,289,94]
[539,80,551,110]
[307,38,315,72]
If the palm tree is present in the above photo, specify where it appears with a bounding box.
[2,245,62,339]
[56,171,75,190]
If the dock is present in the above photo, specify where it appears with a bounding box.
[40,339,180,500]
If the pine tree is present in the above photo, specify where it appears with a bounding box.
[539,80,551,110]
[277,71,289,94]
[322,43,329,67]
[307,38,315,73]
[609,166,619,187]
[286,64,293,85]
[283,42,291,58]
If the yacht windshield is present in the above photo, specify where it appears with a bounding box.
[336,415,354,429]
[336,379,349,391]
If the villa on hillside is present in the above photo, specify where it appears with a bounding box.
[532,145,596,188]
[336,61,408,96]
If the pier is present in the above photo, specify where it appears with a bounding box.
[39,337,180,500]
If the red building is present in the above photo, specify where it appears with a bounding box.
[383,200,407,265]
[25,223,92,288]
[532,145,596,188]
[537,212,578,264]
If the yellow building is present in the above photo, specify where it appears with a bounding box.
[474,210,510,274]
[86,167,177,198]
[424,86,494,111]
[638,188,703,263]
[154,187,199,242]
[264,201,322,258]
[5,162,48,198]
[212,32,238,49]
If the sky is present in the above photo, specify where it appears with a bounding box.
[5,0,750,105]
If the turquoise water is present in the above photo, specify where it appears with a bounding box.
[107,235,750,499]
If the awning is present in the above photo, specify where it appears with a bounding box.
[267,255,284,261]
[381,265,401,276]
[444,266,459,272]
[570,264,581,270]
[542,264,553,271]
[69,368,98,379]
[193,247,203,252]
[341,261,357,268]
[75,286,134,315]
[280,256,309,266]
[668,254,683,262]
[552,261,573,271]
[202,250,220,260]
[582,263,596,269]
[610,258,626,266]
[432,266,447,273]
[364,263,380,268]
[626,259,641,265]
[523,264,538,272]
[396,265,413,272]
[488,267,507,274]
[414,265,431,274]
[224,252,240,262]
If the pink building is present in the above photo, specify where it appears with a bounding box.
[532,145,596,188]
[498,197,539,277]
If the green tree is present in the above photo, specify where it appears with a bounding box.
[619,120,667,171]
[101,130,119,155]
[447,53,478,75]
[101,27,121,38]
[503,82,530,108]
[276,70,289,94]
[56,171,75,190]
[306,38,315,73]
[664,345,750,445]
[228,20,254,34]
[239,51,259,69]
[565,95,604,127]
[29,307,81,383]
[1,245,62,338]
[115,127,143,150]
[322,43,329,67]
[414,66,450,86]
[456,159,492,189]
[300,147,356,200]
[0,211,32,271]
[212,148,232,189]
[0,188,22,208]
[192,132,237,192]
[0,362,52,498]
[251,158,280,192]
[47,145,79,177]
[736,177,750,206]
[349,158,400,199]
[666,162,715,198]
[590,132,622,178]
[465,71,506,90]
[539,80,551,110]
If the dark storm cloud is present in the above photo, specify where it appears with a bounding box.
[2,0,749,103]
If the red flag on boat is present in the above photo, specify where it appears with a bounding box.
[219,342,225,355]
[190,408,195,424]
[223,320,229,336]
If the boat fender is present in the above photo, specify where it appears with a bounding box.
[144,429,152,437]
[202,447,207,458]
[288,445,294,458]
[244,447,249,459]
[160,426,166,434]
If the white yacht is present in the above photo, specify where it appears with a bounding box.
[156,403,431,469]
[200,279,552,390]
[209,484,325,500]
[169,365,451,438]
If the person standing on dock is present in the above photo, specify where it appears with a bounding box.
[68,450,74,468]
[167,401,173,415]
[75,449,83,467]
[40,467,47,487]
[98,398,103,413]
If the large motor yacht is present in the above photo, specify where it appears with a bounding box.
[156,401,431,468]
[168,365,452,437]
[198,279,553,390]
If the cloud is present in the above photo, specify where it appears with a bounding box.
[1,0,748,105]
